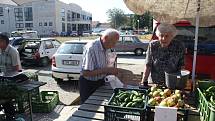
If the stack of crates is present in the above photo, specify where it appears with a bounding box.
[16,72,40,114]
[197,80,215,121]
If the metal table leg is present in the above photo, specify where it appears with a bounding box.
[28,92,33,121]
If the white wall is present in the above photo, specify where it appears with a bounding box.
[0,4,16,33]
[0,0,92,36]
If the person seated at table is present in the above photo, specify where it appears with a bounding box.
[0,33,22,120]
[79,28,120,104]
[140,23,186,86]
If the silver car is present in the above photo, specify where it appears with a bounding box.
[114,35,149,56]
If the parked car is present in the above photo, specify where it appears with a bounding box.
[60,32,67,37]
[52,40,88,82]
[9,37,25,49]
[82,31,91,36]
[70,31,78,37]
[11,30,39,38]
[20,38,61,66]
[174,35,215,54]
[114,35,149,56]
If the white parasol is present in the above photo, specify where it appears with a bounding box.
[124,0,215,90]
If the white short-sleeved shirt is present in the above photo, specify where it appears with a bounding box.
[81,39,116,81]
[0,44,22,72]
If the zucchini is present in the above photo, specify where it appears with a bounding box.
[126,102,133,107]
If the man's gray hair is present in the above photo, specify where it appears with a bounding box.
[156,23,177,37]
[102,28,120,37]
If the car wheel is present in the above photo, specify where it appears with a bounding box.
[134,48,143,56]
[40,57,50,66]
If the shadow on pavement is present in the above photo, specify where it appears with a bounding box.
[34,105,64,121]
[57,80,79,92]
[22,63,51,71]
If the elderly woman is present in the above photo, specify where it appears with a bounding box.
[141,23,185,86]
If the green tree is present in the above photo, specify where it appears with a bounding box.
[133,12,153,31]
[106,8,128,29]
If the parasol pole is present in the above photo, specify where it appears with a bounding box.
[191,0,200,91]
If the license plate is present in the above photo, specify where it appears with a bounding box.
[23,53,32,57]
[63,60,79,66]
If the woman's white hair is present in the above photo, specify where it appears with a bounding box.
[102,28,120,37]
[156,23,177,37]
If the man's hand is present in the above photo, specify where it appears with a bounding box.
[140,79,148,86]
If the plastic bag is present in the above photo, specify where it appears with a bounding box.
[105,75,124,89]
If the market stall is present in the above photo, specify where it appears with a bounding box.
[70,83,201,121]
[0,71,46,121]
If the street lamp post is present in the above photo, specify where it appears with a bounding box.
[137,20,140,35]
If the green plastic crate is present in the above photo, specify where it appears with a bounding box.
[198,80,215,90]
[15,87,41,114]
[197,80,215,121]
[104,88,147,121]
[32,91,59,113]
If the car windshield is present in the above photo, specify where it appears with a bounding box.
[24,41,41,49]
[57,43,86,54]
[131,36,141,42]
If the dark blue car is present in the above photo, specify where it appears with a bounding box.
[9,37,25,48]
[174,35,215,54]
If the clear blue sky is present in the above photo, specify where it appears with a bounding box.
[60,0,133,22]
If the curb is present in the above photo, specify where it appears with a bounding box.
[38,70,52,76]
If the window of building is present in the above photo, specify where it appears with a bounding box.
[72,12,76,19]
[77,13,80,18]
[62,23,65,32]
[72,24,76,31]
[61,8,65,21]
[44,22,47,26]
[49,22,53,26]
[16,23,24,28]
[1,20,4,24]
[24,7,33,21]
[67,23,71,32]
[39,22,42,26]
[14,8,23,21]
[82,15,86,20]
[25,23,33,28]
[67,12,71,22]
[0,7,3,16]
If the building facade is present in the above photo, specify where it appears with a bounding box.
[0,0,92,36]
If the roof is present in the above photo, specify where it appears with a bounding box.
[24,38,55,41]
[64,40,92,44]
[120,35,137,37]
[41,38,55,40]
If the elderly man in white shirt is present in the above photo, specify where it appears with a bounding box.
[79,28,120,104]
